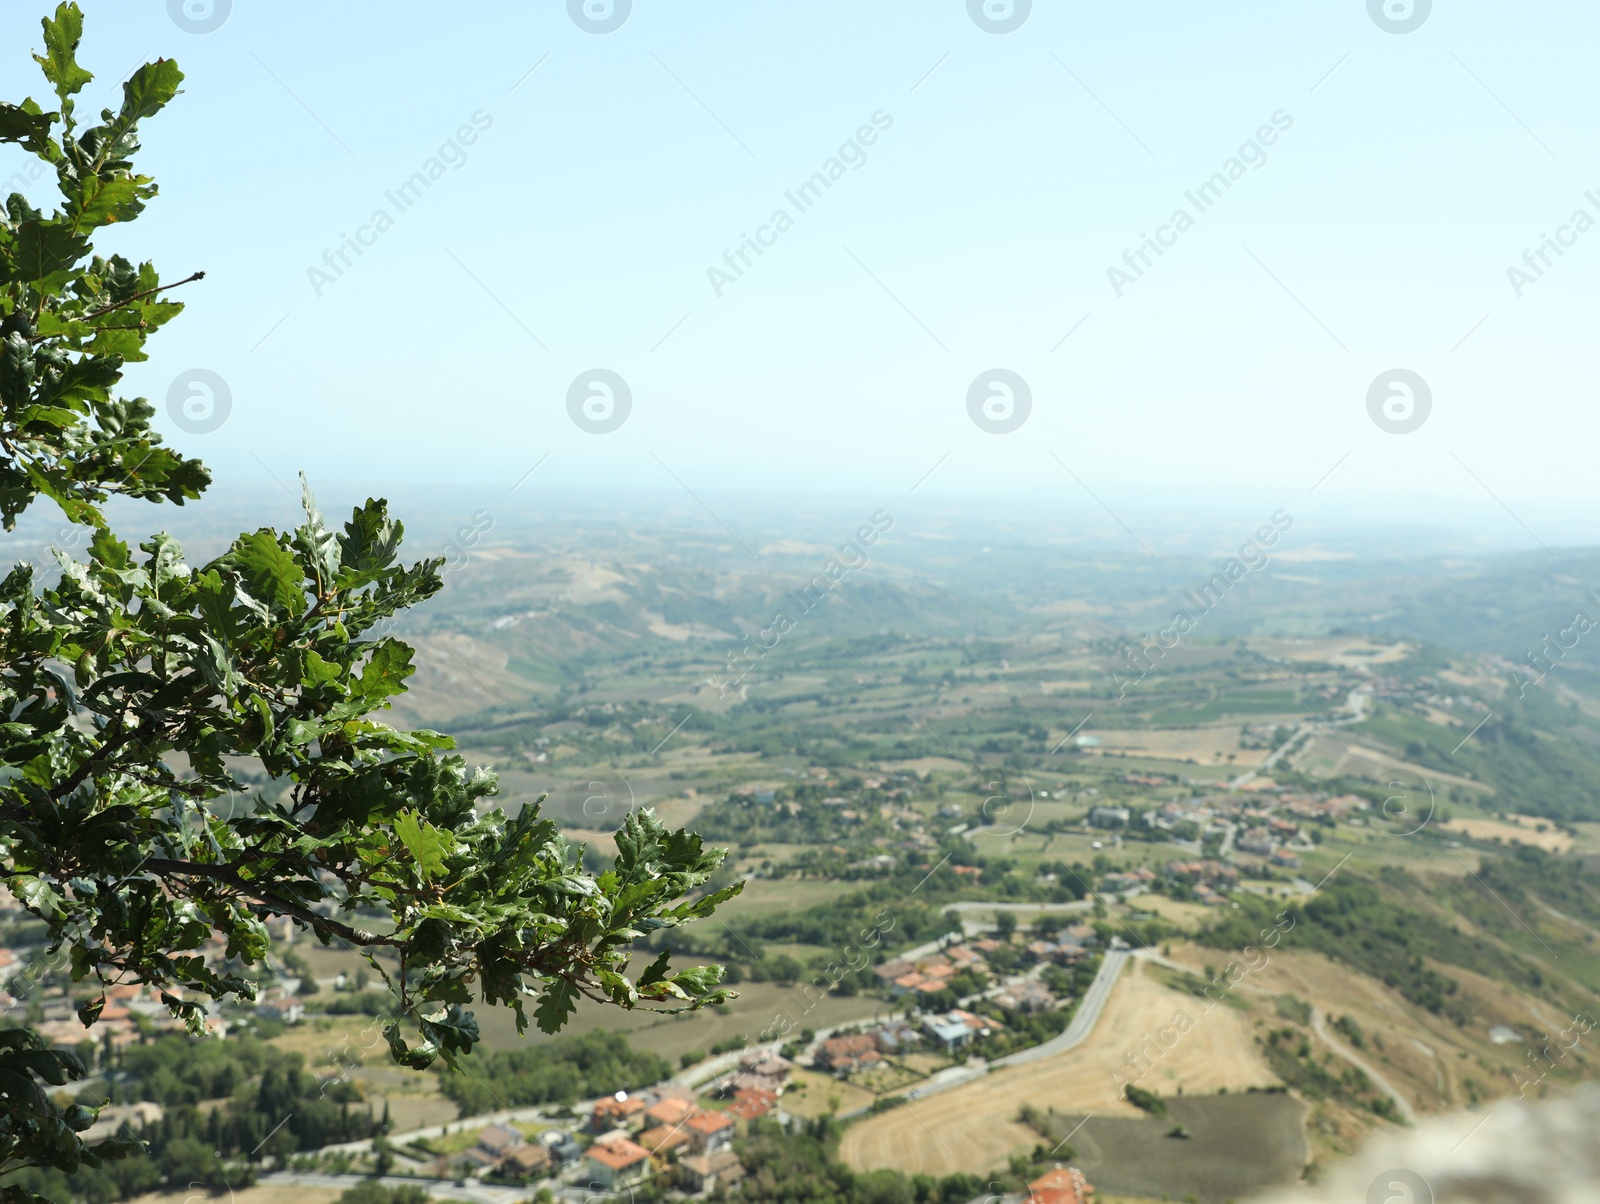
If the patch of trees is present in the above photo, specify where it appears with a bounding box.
[1469,846,1600,929]
[691,789,895,847]
[1258,1026,1399,1121]
[337,1186,430,1204]
[735,1116,990,1204]
[438,1030,672,1115]
[1361,691,1600,824]
[1123,1083,1166,1116]
[5,1034,378,1203]
[970,1005,1071,1058]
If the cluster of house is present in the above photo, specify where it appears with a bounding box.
[1281,793,1369,821]
[446,1123,576,1181]
[920,1009,1005,1054]
[1083,791,1384,904]
[714,1049,792,1121]
[1236,828,1305,868]
[3,902,320,1042]
[874,942,988,997]
[740,770,918,809]
[1163,859,1240,906]
[1006,927,1099,968]
[991,980,1056,1014]
[1085,785,1378,888]
[15,981,230,1052]
[1369,674,1488,717]
[579,1049,796,1193]
[1215,788,1369,867]
[870,930,1094,1007]
[813,1007,1011,1075]
[1098,784,1366,830]
[1098,866,1157,893]
[848,853,898,873]
[584,1095,735,1191]
[814,1024,910,1075]
[731,770,943,862]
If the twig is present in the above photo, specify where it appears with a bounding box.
[29,270,207,339]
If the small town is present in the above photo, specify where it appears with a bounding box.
[0,2,1592,1202]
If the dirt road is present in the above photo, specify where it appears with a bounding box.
[1310,1007,1417,1123]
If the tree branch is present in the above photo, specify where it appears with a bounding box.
[48,723,138,801]
[29,271,206,339]
[140,857,403,948]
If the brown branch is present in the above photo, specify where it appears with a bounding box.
[29,271,206,340]
[141,857,402,948]
[124,766,208,797]
[48,722,138,801]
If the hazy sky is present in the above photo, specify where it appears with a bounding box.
[2,1,1597,550]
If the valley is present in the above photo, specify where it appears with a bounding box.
[13,513,1600,1203]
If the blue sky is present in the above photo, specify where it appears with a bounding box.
[2,1,1598,549]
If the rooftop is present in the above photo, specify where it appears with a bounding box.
[686,1110,735,1135]
[638,1124,692,1153]
[586,1138,651,1170]
[644,1097,698,1127]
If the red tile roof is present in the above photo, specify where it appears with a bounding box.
[685,1111,735,1135]
[644,1098,697,1128]
[1029,1166,1094,1204]
[591,1096,647,1123]
[587,1139,650,1170]
[638,1124,691,1153]
[726,1095,771,1120]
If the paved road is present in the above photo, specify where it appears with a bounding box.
[944,900,1095,915]
[992,946,1130,1068]
[298,948,1132,1177]
[318,1102,564,1158]
[1227,688,1370,791]
[261,1171,530,1204]
[674,1041,774,1089]
[308,921,1125,1162]
[1228,727,1311,790]
[835,945,1132,1113]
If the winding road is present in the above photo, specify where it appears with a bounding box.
[1310,1006,1417,1124]
[1227,687,1371,790]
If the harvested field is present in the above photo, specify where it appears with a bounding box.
[1077,725,1267,767]
[1040,1093,1307,1203]
[1249,636,1410,666]
[1441,815,1574,852]
[838,958,1273,1176]
[1154,942,1556,1116]
[1131,894,1215,932]
[349,1063,461,1131]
